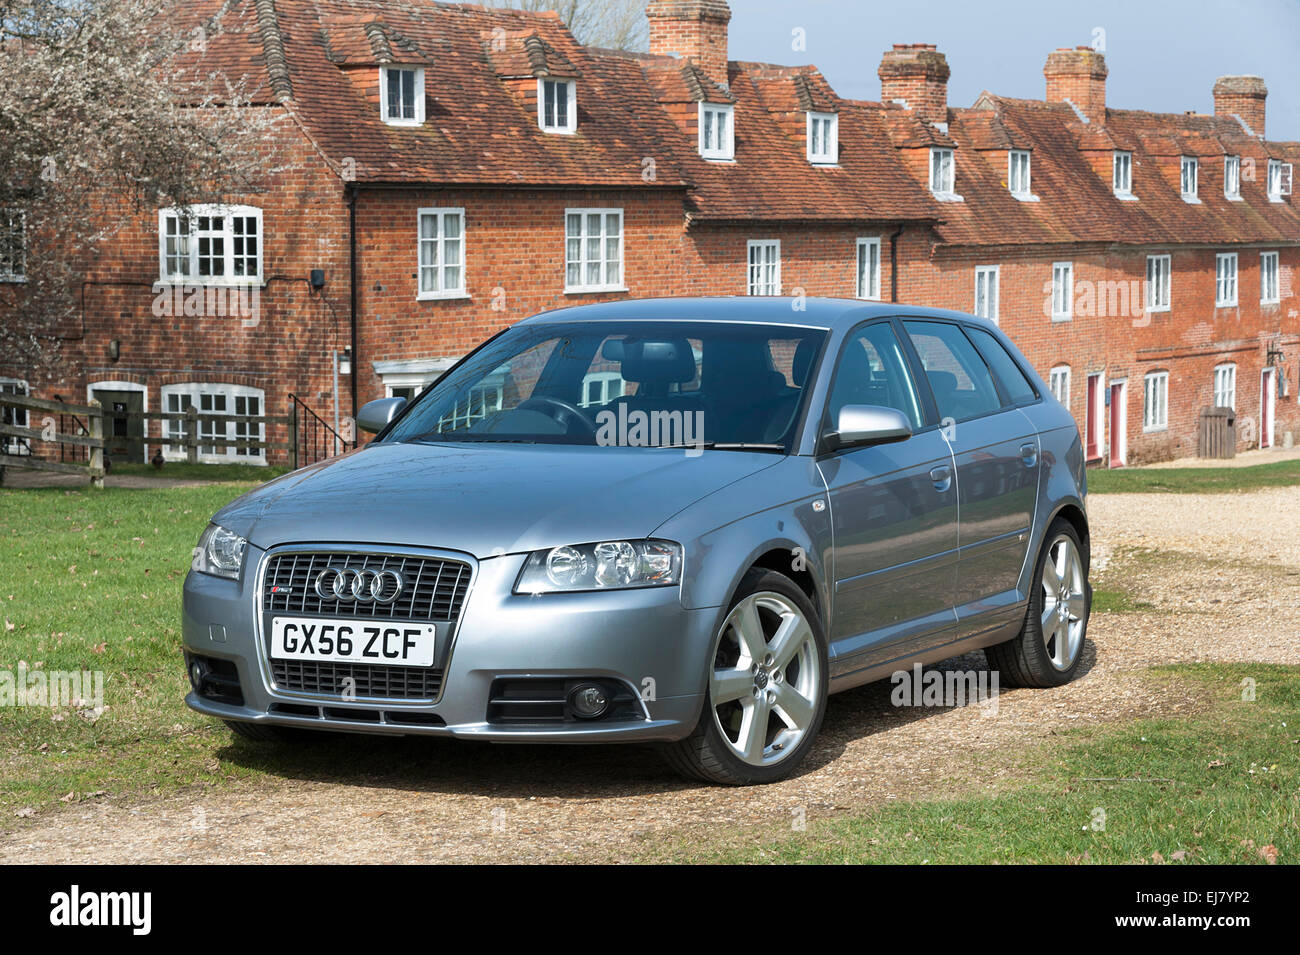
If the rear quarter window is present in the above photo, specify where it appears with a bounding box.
[965,326,1038,405]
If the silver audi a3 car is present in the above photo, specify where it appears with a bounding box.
[183,297,1091,785]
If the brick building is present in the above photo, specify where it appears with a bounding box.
[1,0,1296,468]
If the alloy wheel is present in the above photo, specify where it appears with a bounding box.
[1040,534,1086,671]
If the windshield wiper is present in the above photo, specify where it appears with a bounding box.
[693,442,788,454]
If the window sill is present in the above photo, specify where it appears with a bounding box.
[1215,302,1239,309]
[564,286,629,296]
[1145,305,1171,314]
[1225,195,1243,202]
[1011,192,1039,202]
[416,290,471,302]
[809,159,840,168]
[1051,314,1073,323]
[1182,195,1201,204]
[156,278,263,288]
[701,154,736,163]
[1114,192,1139,202]
[1268,196,1287,204]
[382,117,425,127]
[1261,298,1281,307]
[541,126,578,136]
[931,191,964,203]
[1143,425,1168,434]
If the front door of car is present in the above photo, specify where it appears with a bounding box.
[817,320,958,675]
[902,321,1040,617]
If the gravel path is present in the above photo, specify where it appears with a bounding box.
[4,487,1298,864]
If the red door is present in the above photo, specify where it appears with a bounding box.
[1108,382,1126,468]
[1085,374,1101,460]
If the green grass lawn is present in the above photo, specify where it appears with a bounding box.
[104,461,291,482]
[0,483,267,814]
[648,663,1299,864]
[1088,459,1300,494]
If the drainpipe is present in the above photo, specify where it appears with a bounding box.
[347,183,359,421]
[889,223,905,303]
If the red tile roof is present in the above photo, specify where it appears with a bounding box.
[172,0,1297,244]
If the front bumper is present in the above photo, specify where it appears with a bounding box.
[182,544,715,743]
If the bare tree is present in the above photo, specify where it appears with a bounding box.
[489,0,648,51]
[0,0,278,376]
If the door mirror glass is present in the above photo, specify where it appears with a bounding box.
[828,404,912,451]
[357,397,406,434]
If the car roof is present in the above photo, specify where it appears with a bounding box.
[521,296,999,335]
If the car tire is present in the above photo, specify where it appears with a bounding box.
[986,517,1091,688]
[222,720,336,743]
[663,567,828,786]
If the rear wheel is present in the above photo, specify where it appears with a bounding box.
[222,720,337,743]
[986,517,1090,688]
[664,568,828,785]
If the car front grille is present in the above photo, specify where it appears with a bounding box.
[270,660,444,700]
[262,552,471,621]
[262,551,470,701]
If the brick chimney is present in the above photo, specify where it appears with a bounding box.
[1045,47,1108,124]
[646,0,731,89]
[878,43,949,125]
[1213,75,1267,137]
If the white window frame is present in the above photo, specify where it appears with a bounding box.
[974,265,1000,323]
[855,237,881,300]
[1145,254,1171,312]
[1215,253,1238,307]
[564,208,624,293]
[1008,150,1033,199]
[416,207,467,300]
[159,383,266,464]
[1049,365,1071,409]
[929,147,957,199]
[0,209,26,282]
[1213,363,1236,410]
[538,78,577,134]
[157,205,263,285]
[0,377,30,455]
[579,371,627,409]
[747,239,781,296]
[697,102,734,161]
[1261,251,1280,305]
[1112,151,1134,198]
[1051,261,1074,322]
[1267,159,1292,201]
[806,111,838,165]
[1143,371,1168,432]
[1224,155,1242,200]
[379,66,425,126]
[1180,156,1199,202]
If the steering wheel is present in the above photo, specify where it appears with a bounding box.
[517,396,599,437]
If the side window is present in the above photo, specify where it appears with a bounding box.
[827,322,924,431]
[903,321,1003,422]
[964,326,1037,405]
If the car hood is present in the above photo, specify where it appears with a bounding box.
[214,440,780,558]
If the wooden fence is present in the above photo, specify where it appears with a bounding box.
[0,393,299,486]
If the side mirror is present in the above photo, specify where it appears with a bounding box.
[356,396,406,434]
[824,404,912,452]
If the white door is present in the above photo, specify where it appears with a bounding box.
[1261,369,1276,449]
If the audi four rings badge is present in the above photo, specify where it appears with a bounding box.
[313,568,404,604]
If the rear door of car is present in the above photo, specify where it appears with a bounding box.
[817,319,959,675]
[900,320,1042,624]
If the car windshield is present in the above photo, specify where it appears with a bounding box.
[384,320,828,451]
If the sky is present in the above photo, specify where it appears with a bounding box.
[722,0,1300,141]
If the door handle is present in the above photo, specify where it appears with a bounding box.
[1019,442,1038,466]
[929,465,952,492]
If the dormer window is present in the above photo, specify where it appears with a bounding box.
[539,78,577,134]
[380,67,425,126]
[1112,151,1134,198]
[1180,156,1199,202]
[806,111,838,165]
[1224,155,1242,200]
[1008,150,1032,199]
[698,103,734,160]
[1268,159,1293,201]
[929,147,958,199]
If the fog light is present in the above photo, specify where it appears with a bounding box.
[188,660,205,690]
[569,683,609,719]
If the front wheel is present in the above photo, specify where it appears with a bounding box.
[986,517,1090,688]
[663,568,828,785]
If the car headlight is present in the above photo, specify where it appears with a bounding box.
[514,540,682,594]
[194,523,247,580]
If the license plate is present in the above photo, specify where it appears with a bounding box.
[270,617,437,667]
